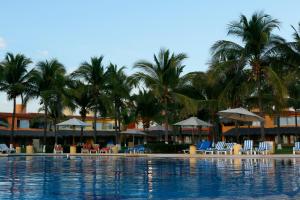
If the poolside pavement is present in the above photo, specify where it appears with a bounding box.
[1,153,300,159]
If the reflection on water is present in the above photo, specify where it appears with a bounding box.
[0,156,300,199]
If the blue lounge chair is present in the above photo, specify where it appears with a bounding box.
[240,140,253,155]
[126,145,148,154]
[135,145,145,153]
[293,142,300,154]
[217,143,235,155]
[255,141,269,155]
[205,142,225,154]
[196,141,212,154]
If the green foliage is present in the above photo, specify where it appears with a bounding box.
[72,56,108,116]
[106,63,131,132]
[275,146,293,154]
[133,90,162,129]
[145,143,189,153]
[132,49,196,143]
[0,53,33,100]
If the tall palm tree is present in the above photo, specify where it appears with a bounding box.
[211,12,286,140]
[0,53,32,144]
[132,49,195,144]
[272,23,300,127]
[106,64,131,143]
[72,56,107,142]
[67,80,92,142]
[47,92,65,144]
[30,59,66,147]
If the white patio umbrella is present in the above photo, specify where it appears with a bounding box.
[121,129,146,146]
[56,118,91,126]
[174,117,212,143]
[56,118,91,144]
[217,107,265,122]
[217,107,265,142]
[174,117,212,127]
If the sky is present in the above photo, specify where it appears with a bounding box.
[0,0,300,112]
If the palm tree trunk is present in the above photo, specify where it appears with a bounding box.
[10,97,16,145]
[43,103,48,148]
[164,100,169,144]
[258,71,265,141]
[276,113,282,149]
[80,115,86,143]
[54,117,57,144]
[114,101,118,144]
[235,121,239,143]
[93,108,97,142]
[117,109,122,145]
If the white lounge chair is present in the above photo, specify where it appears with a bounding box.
[0,144,15,153]
[217,143,235,155]
[293,142,300,154]
[255,141,269,155]
[205,142,225,154]
[240,140,253,155]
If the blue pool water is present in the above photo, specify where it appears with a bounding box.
[0,156,300,200]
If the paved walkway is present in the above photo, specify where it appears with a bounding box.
[1,153,300,159]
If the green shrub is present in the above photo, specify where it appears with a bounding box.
[145,143,189,153]
[275,146,293,154]
[46,145,54,153]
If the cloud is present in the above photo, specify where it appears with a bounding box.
[0,37,6,49]
[37,50,49,56]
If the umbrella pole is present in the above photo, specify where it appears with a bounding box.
[235,121,239,143]
[198,126,201,142]
[80,126,83,143]
[192,126,194,144]
[73,125,75,145]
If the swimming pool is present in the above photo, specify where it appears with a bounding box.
[0,156,300,200]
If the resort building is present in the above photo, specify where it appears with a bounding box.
[1,104,299,147]
[0,104,117,147]
[222,109,300,145]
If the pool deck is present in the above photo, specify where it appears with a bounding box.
[1,153,300,159]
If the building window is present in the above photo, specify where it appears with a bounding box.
[0,118,8,128]
[252,121,261,126]
[103,123,113,130]
[274,116,299,126]
[17,120,29,128]
[95,122,113,130]
[96,122,102,130]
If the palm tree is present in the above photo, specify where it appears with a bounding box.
[30,59,66,147]
[72,56,107,142]
[133,90,161,130]
[0,53,32,144]
[182,71,227,142]
[211,11,286,140]
[132,49,195,144]
[273,23,300,127]
[67,80,92,142]
[106,64,131,143]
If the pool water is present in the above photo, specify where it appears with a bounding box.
[0,156,300,200]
